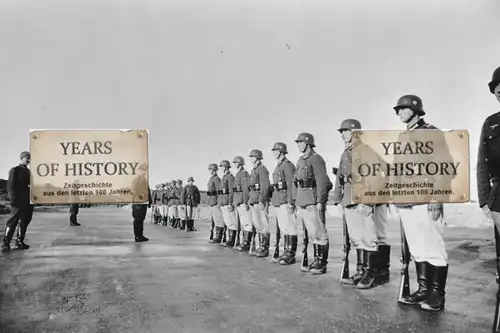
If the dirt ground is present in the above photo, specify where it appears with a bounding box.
[0,206,497,333]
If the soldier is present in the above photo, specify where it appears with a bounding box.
[132,185,152,242]
[248,149,271,257]
[2,151,35,252]
[217,160,239,246]
[332,119,391,289]
[165,181,174,226]
[294,133,332,274]
[69,204,81,226]
[152,185,162,223]
[180,177,201,231]
[232,156,253,251]
[270,142,298,265]
[173,179,184,229]
[207,163,224,243]
[161,183,169,225]
[393,95,451,311]
[169,180,182,228]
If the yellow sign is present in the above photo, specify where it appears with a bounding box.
[29,129,149,204]
[350,129,470,205]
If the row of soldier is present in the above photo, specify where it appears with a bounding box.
[196,93,462,315]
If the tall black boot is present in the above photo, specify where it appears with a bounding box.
[2,227,13,252]
[222,229,237,247]
[15,225,30,250]
[256,233,270,257]
[250,233,262,256]
[341,249,365,285]
[357,250,379,289]
[275,234,289,263]
[280,235,297,265]
[236,231,252,251]
[180,220,186,230]
[310,243,329,274]
[303,244,320,272]
[186,219,195,231]
[421,265,448,311]
[398,262,432,305]
[209,226,223,243]
[376,244,391,285]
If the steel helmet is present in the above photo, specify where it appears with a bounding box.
[338,119,362,132]
[489,66,500,94]
[188,176,194,182]
[393,95,425,116]
[208,163,218,171]
[271,142,288,154]
[219,160,231,168]
[171,180,177,185]
[295,132,315,147]
[177,179,182,184]
[232,156,245,165]
[249,149,263,159]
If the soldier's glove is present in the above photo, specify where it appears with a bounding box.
[428,203,443,221]
[357,204,373,217]
[148,204,151,208]
[228,205,234,212]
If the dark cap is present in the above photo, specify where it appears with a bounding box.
[20,151,30,159]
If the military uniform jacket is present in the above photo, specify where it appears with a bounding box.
[393,118,452,208]
[152,190,160,203]
[271,158,296,207]
[7,164,31,205]
[161,189,169,205]
[170,187,182,205]
[477,112,500,212]
[218,172,235,206]
[294,151,331,207]
[332,148,354,208]
[248,162,271,205]
[180,184,201,206]
[207,175,221,207]
[233,169,250,206]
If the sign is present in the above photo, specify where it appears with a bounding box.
[30,129,149,205]
[350,129,470,205]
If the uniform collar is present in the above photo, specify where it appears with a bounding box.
[300,150,314,160]
[253,161,261,169]
[408,118,425,130]
[277,156,287,166]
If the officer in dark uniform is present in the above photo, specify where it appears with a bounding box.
[478,66,500,254]
[132,185,152,242]
[180,177,201,231]
[69,204,81,226]
[2,151,35,252]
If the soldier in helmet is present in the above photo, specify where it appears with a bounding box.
[231,156,253,251]
[270,142,298,265]
[248,149,272,257]
[218,160,239,246]
[294,133,332,274]
[207,163,224,243]
[180,177,201,231]
[152,185,162,223]
[478,67,500,309]
[332,119,391,289]
[173,179,184,229]
[168,180,182,228]
[393,94,453,311]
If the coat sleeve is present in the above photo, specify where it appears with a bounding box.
[331,158,343,204]
[228,174,235,205]
[312,155,329,204]
[7,167,16,200]
[259,167,271,203]
[194,186,201,205]
[477,117,492,208]
[242,171,250,204]
[180,186,186,205]
[284,162,296,205]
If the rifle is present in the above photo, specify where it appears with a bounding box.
[222,226,227,243]
[493,224,500,333]
[209,218,215,240]
[340,212,351,283]
[233,226,241,249]
[300,220,310,272]
[271,223,281,262]
[398,216,411,302]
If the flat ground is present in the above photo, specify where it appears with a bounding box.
[0,206,497,333]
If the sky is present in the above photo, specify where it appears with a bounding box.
[1,0,499,198]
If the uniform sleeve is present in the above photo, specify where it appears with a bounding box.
[331,161,343,204]
[214,177,221,191]
[228,174,235,204]
[180,186,186,205]
[292,162,299,201]
[194,186,201,205]
[312,155,329,204]
[242,171,250,204]
[477,118,492,208]
[259,167,271,203]
[7,167,16,200]
[284,162,296,205]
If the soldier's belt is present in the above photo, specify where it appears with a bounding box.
[294,179,316,188]
[207,191,217,196]
[272,183,287,191]
[249,184,261,191]
[218,188,230,195]
[233,186,243,192]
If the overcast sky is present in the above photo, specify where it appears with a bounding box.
[1,0,499,199]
